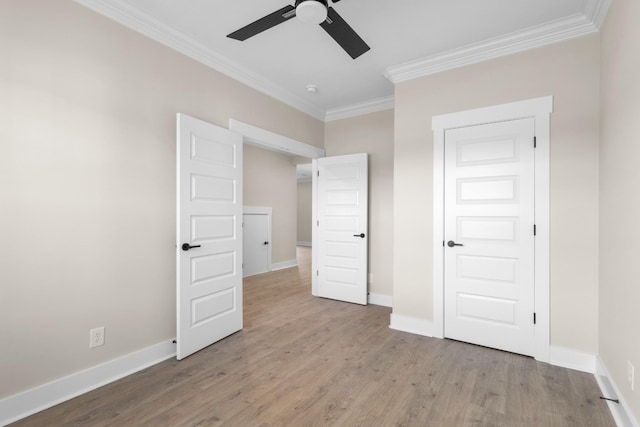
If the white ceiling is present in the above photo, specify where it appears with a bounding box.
[75,0,609,121]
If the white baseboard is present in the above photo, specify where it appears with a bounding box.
[296,241,312,247]
[389,313,433,337]
[596,357,640,427]
[549,346,597,373]
[368,293,392,307]
[271,258,297,271]
[0,340,176,426]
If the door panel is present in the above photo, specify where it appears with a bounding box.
[177,113,243,360]
[242,213,271,277]
[314,153,368,305]
[444,118,535,356]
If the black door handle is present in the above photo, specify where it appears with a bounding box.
[181,243,201,251]
[447,240,463,247]
[263,241,269,245]
[353,233,366,238]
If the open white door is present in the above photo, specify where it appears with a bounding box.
[312,153,368,305]
[177,113,243,360]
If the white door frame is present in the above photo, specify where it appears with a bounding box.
[243,206,272,275]
[432,96,553,363]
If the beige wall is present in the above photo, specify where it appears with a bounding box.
[325,110,394,298]
[244,146,297,264]
[600,0,640,420]
[297,181,313,244]
[0,0,323,399]
[393,35,601,353]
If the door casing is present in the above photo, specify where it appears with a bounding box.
[432,96,553,363]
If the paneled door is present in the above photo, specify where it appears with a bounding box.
[313,153,368,305]
[176,113,243,360]
[444,118,535,356]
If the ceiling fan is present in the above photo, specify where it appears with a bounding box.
[227,0,370,60]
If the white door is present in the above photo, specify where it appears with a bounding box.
[444,118,535,356]
[242,212,271,277]
[176,113,243,360]
[313,153,368,305]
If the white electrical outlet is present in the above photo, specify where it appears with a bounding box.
[89,326,105,348]
[628,361,635,391]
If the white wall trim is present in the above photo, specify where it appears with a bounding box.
[596,357,640,427]
[549,346,597,373]
[297,241,312,247]
[271,259,298,271]
[72,0,325,121]
[384,5,607,84]
[0,341,175,426]
[368,293,392,307]
[431,96,553,363]
[229,119,325,159]
[325,96,394,122]
[389,314,433,337]
[244,206,272,215]
[584,0,613,29]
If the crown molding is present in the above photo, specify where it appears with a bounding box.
[384,0,610,84]
[584,0,612,29]
[325,96,394,122]
[73,0,326,121]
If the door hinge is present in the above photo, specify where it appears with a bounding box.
[533,224,537,236]
[317,170,320,177]
[533,312,537,324]
[316,270,319,276]
[443,240,445,247]
[317,220,319,226]
[534,136,537,148]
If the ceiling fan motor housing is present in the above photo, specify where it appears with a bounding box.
[295,0,329,25]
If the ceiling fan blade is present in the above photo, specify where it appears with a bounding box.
[227,5,296,41]
[319,7,370,59]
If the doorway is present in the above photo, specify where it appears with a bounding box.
[432,96,553,362]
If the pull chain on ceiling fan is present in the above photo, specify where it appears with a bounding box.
[227,0,370,60]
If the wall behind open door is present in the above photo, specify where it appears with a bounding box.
[243,145,298,270]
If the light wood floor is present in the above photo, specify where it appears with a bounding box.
[13,247,615,426]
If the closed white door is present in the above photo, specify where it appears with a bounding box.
[313,153,368,305]
[444,118,535,356]
[243,212,271,277]
[176,113,243,360]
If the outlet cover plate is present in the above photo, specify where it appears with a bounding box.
[89,326,105,348]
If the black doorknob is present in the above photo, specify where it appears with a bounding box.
[263,241,269,245]
[353,233,366,238]
[447,240,463,247]
[182,243,202,251]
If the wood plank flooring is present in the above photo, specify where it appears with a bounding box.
[12,247,615,426]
